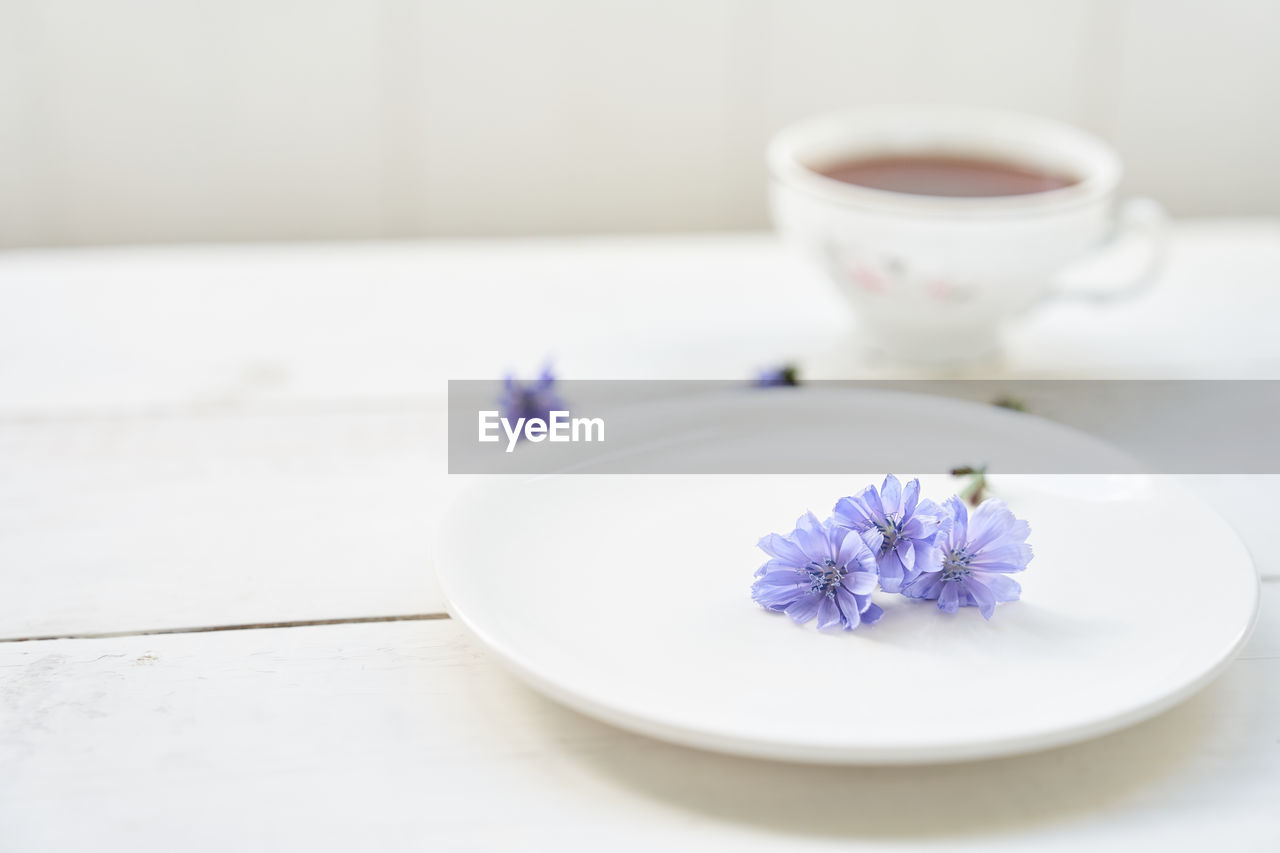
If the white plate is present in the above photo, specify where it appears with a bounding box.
[436,390,1259,764]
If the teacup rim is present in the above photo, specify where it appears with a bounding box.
[767,105,1122,218]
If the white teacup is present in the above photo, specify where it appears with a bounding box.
[767,106,1166,363]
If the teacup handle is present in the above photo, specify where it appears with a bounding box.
[1049,197,1169,303]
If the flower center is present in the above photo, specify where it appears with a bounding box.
[940,547,972,582]
[875,513,903,554]
[804,559,845,598]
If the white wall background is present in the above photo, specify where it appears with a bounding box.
[1,0,1278,248]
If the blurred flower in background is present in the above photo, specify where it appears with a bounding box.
[498,365,565,431]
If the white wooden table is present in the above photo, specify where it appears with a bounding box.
[3,221,1279,850]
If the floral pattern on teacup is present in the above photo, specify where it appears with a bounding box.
[841,254,978,304]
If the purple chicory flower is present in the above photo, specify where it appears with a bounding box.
[832,475,947,594]
[751,511,883,631]
[902,495,1033,619]
[753,364,800,387]
[498,364,565,435]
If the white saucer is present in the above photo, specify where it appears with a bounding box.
[436,390,1259,764]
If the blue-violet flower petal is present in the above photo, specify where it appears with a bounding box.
[901,495,1032,619]
[832,475,948,594]
[497,364,565,441]
[751,511,880,631]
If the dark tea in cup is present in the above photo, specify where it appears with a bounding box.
[817,154,1078,198]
